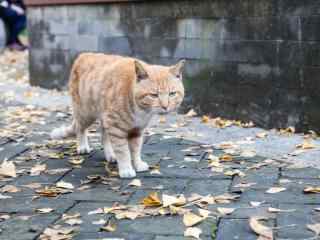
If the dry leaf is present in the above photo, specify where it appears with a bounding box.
[36,208,54,214]
[217,207,235,215]
[56,181,74,190]
[304,186,320,193]
[250,201,263,207]
[0,194,12,199]
[198,209,210,218]
[62,213,81,220]
[267,207,295,213]
[266,187,286,194]
[0,160,16,178]
[142,192,162,207]
[65,218,82,226]
[1,185,20,193]
[184,227,202,239]
[201,115,210,123]
[256,132,268,138]
[307,223,320,236]
[185,109,197,117]
[92,219,106,225]
[128,179,142,187]
[219,154,233,161]
[249,217,273,240]
[240,150,256,158]
[162,194,186,207]
[30,164,47,176]
[22,182,42,189]
[296,140,315,150]
[183,212,204,227]
[159,116,166,124]
[100,221,117,232]
[88,208,104,215]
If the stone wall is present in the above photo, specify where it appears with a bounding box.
[27,0,320,132]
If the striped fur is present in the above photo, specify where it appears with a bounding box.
[51,53,185,178]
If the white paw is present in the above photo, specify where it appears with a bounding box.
[77,145,92,154]
[118,167,136,178]
[134,160,149,172]
[105,152,117,163]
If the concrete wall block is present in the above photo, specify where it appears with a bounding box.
[27,7,43,20]
[49,21,77,35]
[98,36,132,55]
[43,34,70,51]
[71,35,98,52]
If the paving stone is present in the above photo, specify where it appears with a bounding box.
[154,236,212,240]
[282,167,320,179]
[0,196,75,213]
[276,204,320,239]
[185,179,231,196]
[0,143,28,162]
[231,167,279,192]
[0,213,59,240]
[74,232,154,240]
[216,218,274,240]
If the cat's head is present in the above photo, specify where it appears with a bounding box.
[133,60,186,115]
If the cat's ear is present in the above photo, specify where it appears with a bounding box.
[169,59,186,78]
[134,60,149,82]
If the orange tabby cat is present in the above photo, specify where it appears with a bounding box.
[51,53,185,178]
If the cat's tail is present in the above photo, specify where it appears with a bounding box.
[50,121,76,140]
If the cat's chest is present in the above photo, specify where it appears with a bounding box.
[133,110,153,129]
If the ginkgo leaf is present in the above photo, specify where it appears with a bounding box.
[307,223,320,236]
[0,185,20,193]
[30,164,47,176]
[267,207,295,213]
[198,208,210,218]
[217,207,235,215]
[22,182,42,189]
[142,192,162,207]
[36,208,54,214]
[183,212,204,227]
[184,227,202,239]
[128,179,142,187]
[250,201,263,207]
[162,194,186,207]
[0,160,16,178]
[256,132,268,138]
[65,218,83,226]
[296,141,315,150]
[100,221,117,232]
[56,181,74,190]
[219,154,233,161]
[266,187,286,194]
[304,186,320,193]
[201,115,210,123]
[249,217,273,240]
[185,109,197,117]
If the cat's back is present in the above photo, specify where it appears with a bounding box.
[69,53,129,102]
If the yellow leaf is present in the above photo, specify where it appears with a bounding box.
[142,192,162,207]
[162,194,186,207]
[0,160,16,178]
[217,207,235,215]
[185,109,197,117]
[183,212,204,227]
[56,181,74,190]
[128,179,142,187]
[249,217,273,240]
[219,154,233,161]
[256,132,268,138]
[0,185,20,193]
[184,227,202,239]
[30,164,47,176]
[198,208,210,218]
[36,208,54,214]
[266,187,286,194]
[159,116,166,124]
[307,223,320,236]
[100,221,117,232]
[304,186,320,193]
[296,140,315,150]
[201,115,210,123]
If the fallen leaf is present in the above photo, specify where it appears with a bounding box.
[36,208,54,214]
[249,217,273,240]
[240,149,256,158]
[183,212,204,227]
[0,185,20,193]
[162,194,186,207]
[56,181,74,190]
[250,201,263,207]
[266,187,286,194]
[30,164,47,176]
[296,140,315,150]
[65,218,82,226]
[198,208,210,218]
[62,213,81,220]
[92,219,106,225]
[100,221,117,232]
[304,186,320,194]
[184,227,202,239]
[0,194,12,199]
[217,207,235,215]
[185,109,197,117]
[267,207,295,213]
[307,223,320,236]
[128,179,142,187]
[159,116,166,124]
[142,192,162,207]
[201,115,210,123]
[256,132,268,138]
[88,208,104,215]
[22,182,42,189]
[219,154,233,161]
[0,160,16,178]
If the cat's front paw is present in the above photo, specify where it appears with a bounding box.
[77,145,92,154]
[118,167,136,178]
[134,160,149,172]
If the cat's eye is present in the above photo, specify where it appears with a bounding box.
[169,91,177,97]
[149,93,159,98]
